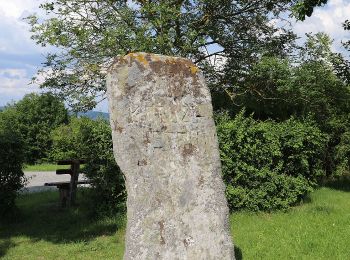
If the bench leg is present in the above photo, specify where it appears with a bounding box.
[59,187,69,207]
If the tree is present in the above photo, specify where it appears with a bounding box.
[1,93,69,164]
[27,0,320,111]
[0,111,26,219]
[335,20,350,86]
[343,20,350,50]
[49,117,86,161]
[292,0,328,20]
[228,33,350,175]
[229,33,350,119]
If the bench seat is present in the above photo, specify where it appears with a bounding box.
[45,180,91,206]
[44,180,90,187]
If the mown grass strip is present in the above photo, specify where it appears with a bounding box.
[23,164,86,172]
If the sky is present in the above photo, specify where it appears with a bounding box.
[0,0,349,112]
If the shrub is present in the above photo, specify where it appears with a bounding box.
[49,117,87,161]
[1,93,69,164]
[216,111,328,211]
[334,131,350,176]
[50,117,125,215]
[80,118,126,215]
[0,116,26,219]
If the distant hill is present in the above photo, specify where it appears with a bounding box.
[0,106,109,120]
[74,110,110,120]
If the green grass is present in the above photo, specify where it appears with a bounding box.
[231,186,350,259]
[1,185,350,259]
[0,191,125,260]
[23,163,70,172]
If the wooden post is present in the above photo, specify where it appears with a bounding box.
[59,185,70,207]
[68,160,80,206]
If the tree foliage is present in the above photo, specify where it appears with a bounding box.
[27,0,310,110]
[0,114,26,219]
[227,33,350,120]
[24,0,350,213]
[292,0,328,20]
[229,33,350,176]
[1,93,69,164]
[343,19,350,52]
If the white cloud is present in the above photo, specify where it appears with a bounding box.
[0,0,41,19]
[293,0,350,53]
[0,0,46,104]
[0,0,46,55]
[0,68,39,98]
[0,68,27,79]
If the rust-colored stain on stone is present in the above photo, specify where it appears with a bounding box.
[116,126,124,133]
[143,132,151,145]
[170,83,185,98]
[198,175,205,187]
[182,143,196,158]
[110,52,200,77]
[158,220,166,245]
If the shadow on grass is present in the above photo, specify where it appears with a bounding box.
[235,245,243,260]
[0,239,15,258]
[0,190,125,257]
[323,175,350,192]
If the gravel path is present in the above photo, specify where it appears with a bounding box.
[21,171,88,193]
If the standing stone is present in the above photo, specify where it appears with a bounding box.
[107,53,235,260]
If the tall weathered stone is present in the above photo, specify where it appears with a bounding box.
[107,53,235,260]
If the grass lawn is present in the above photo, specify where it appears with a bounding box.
[232,185,350,259]
[23,163,70,172]
[1,185,350,259]
[0,191,125,260]
[23,164,86,172]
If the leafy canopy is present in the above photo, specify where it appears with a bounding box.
[0,112,26,219]
[229,33,350,176]
[292,0,328,20]
[27,0,322,111]
[0,93,69,164]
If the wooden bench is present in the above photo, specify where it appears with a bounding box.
[45,159,90,207]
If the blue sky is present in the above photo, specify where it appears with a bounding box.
[0,0,349,112]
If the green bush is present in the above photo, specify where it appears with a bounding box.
[49,117,86,161]
[334,130,350,176]
[50,117,125,215]
[1,93,69,164]
[216,111,328,211]
[80,118,126,216]
[0,117,26,219]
